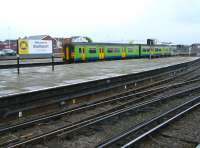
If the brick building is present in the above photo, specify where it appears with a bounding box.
[0,40,17,51]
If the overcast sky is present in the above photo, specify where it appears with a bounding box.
[0,0,200,44]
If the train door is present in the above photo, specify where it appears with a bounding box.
[99,48,105,60]
[122,48,126,58]
[139,45,141,57]
[98,48,101,59]
[101,48,105,59]
[64,45,74,63]
[81,47,86,61]
[65,47,69,61]
[70,47,74,62]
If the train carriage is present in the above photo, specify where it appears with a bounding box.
[104,46,122,60]
[154,47,162,57]
[63,42,173,63]
[140,45,151,58]
[125,45,140,59]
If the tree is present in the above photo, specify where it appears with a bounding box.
[128,40,134,44]
[85,37,93,43]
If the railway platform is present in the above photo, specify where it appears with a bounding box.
[0,56,198,97]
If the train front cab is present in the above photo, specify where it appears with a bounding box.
[63,44,75,63]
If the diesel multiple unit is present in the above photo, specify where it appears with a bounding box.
[62,42,175,63]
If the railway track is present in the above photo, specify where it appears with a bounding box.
[97,96,200,148]
[2,76,200,147]
[0,77,199,134]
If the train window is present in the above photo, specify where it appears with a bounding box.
[89,48,96,53]
[79,48,82,53]
[114,48,120,52]
[128,48,133,52]
[108,48,113,53]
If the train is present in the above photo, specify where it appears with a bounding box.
[62,40,176,63]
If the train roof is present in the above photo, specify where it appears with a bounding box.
[70,42,172,46]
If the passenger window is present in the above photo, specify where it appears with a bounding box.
[108,48,113,53]
[114,48,119,52]
[128,48,133,52]
[79,48,82,53]
[89,48,96,53]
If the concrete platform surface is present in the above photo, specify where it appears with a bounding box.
[0,57,198,97]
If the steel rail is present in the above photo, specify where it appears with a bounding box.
[122,102,200,147]
[6,84,200,148]
[1,77,200,135]
[97,96,200,148]
[97,97,200,148]
[121,98,200,147]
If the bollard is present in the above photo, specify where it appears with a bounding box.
[60,101,66,106]
[18,111,23,118]
[72,99,76,104]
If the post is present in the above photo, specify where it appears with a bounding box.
[52,41,54,71]
[149,46,152,60]
[17,54,20,74]
[52,53,54,71]
[189,47,191,57]
[17,40,20,74]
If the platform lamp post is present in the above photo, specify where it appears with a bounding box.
[148,39,154,60]
[189,46,191,57]
[16,38,20,75]
[150,46,152,60]
[51,40,54,71]
[8,26,10,49]
[149,42,152,60]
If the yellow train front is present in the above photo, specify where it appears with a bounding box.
[62,41,173,63]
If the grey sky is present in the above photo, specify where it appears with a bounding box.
[0,0,200,44]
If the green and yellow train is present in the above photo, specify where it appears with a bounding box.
[63,42,174,63]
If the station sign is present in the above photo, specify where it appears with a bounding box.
[18,39,52,55]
